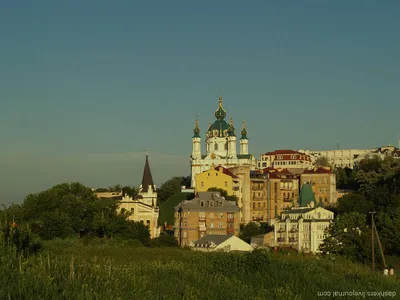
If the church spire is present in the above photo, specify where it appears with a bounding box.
[141,154,155,193]
[193,114,200,138]
[240,120,248,140]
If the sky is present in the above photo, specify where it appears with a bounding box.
[1,0,399,204]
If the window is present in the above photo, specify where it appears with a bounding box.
[210,201,214,207]
[201,182,204,187]
[209,222,214,228]
[199,212,205,218]
[209,213,214,218]
[325,197,328,203]
[224,181,227,187]
[218,222,223,228]
[183,231,187,238]
[214,143,218,150]
[219,213,224,218]
[130,208,134,214]
[227,213,234,220]
[225,143,228,150]
[146,220,150,227]
[216,172,218,176]
[200,201,204,207]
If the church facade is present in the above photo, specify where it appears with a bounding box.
[117,155,160,238]
[190,95,257,189]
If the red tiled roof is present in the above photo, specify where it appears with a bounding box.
[214,166,239,178]
[262,150,311,161]
[302,167,333,174]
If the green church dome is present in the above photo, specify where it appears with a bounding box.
[298,183,317,207]
[206,96,233,138]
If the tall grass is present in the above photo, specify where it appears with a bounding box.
[0,238,399,299]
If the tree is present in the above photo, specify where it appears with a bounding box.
[319,212,377,264]
[157,176,190,204]
[240,222,264,243]
[314,156,331,168]
[207,187,238,202]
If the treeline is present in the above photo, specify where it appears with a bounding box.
[321,156,400,264]
[0,183,178,250]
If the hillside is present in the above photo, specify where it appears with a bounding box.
[158,192,194,226]
[1,239,398,299]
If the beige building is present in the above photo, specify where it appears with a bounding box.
[195,166,240,197]
[250,168,300,225]
[190,235,253,252]
[258,150,313,173]
[174,192,240,247]
[96,155,160,238]
[300,167,337,205]
[274,206,334,253]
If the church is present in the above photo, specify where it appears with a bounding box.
[116,155,160,238]
[190,95,257,189]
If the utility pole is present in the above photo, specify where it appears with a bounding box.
[369,211,387,271]
[369,211,375,271]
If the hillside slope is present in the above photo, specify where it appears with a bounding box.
[158,192,194,226]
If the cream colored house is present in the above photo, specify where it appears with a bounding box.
[190,235,253,252]
[117,155,160,238]
[273,206,334,253]
[96,155,160,238]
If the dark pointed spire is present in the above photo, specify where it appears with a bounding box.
[141,154,155,193]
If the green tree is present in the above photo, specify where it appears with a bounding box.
[314,156,331,168]
[157,176,190,204]
[375,207,400,255]
[207,187,238,202]
[319,212,377,264]
[240,222,264,243]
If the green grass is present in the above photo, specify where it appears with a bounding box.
[1,238,399,300]
[158,192,192,226]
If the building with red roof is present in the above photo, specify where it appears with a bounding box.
[258,150,313,173]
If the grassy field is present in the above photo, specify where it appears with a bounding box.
[1,238,399,300]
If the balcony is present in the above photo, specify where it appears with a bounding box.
[283,198,293,202]
[199,225,206,231]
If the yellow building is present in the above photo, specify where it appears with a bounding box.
[95,155,160,238]
[300,167,337,205]
[174,191,241,247]
[250,168,300,225]
[195,166,240,196]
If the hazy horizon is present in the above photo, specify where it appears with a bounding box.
[1,1,399,204]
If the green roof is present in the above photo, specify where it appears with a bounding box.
[298,183,317,207]
[158,192,194,226]
[207,119,230,137]
[237,154,252,159]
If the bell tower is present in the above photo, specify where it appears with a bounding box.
[239,121,249,155]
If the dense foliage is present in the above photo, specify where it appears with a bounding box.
[0,239,398,299]
[0,182,150,242]
[207,187,238,202]
[157,176,191,205]
[321,156,400,262]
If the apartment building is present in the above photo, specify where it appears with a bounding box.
[300,167,337,205]
[174,191,240,246]
[273,206,334,253]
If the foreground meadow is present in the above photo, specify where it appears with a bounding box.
[1,239,399,300]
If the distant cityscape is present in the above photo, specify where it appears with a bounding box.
[95,94,399,253]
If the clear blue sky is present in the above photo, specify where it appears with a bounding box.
[1,0,399,204]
